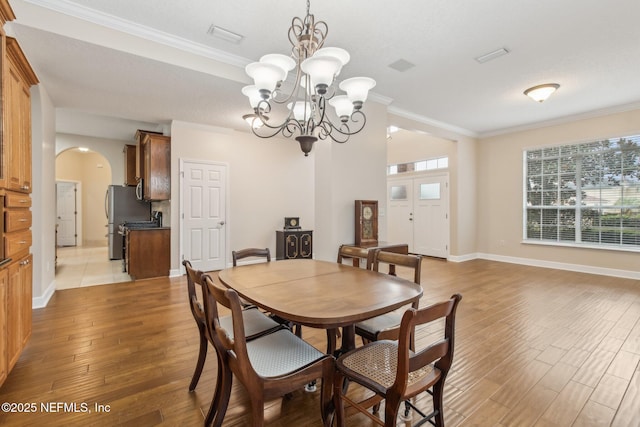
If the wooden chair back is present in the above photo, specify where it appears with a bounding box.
[336,244,373,269]
[183,260,205,327]
[371,249,422,284]
[396,294,461,390]
[232,247,271,266]
[201,274,335,426]
[334,294,462,427]
[182,259,209,394]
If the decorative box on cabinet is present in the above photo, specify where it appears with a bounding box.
[276,230,313,260]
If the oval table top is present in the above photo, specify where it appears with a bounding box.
[217,259,423,329]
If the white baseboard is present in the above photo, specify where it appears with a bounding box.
[32,280,56,309]
[468,252,640,280]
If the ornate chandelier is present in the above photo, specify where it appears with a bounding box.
[242,0,376,156]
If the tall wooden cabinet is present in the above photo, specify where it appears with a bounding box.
[0,0,37,388]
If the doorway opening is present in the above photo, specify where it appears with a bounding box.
[55,147,128,289]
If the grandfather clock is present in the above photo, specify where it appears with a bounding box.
[355,200,378,245]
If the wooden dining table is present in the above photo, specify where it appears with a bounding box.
[217,259,423,354]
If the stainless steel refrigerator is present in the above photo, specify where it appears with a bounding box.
[105,185,151,260]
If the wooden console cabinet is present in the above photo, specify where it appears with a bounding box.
[276,230,313,260]
[0,1,37,388]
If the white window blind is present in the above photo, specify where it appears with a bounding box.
[524,136,640,249]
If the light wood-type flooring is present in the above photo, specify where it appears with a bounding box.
[0,258,639,426]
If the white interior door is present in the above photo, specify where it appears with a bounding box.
[182,160,227,272]
[56,181,77,247]
[387,173,449,258]
[413,175,449,258]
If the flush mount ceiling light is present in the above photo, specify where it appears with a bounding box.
[241,0,376,156]
[524,83,560,102]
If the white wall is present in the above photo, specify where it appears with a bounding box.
[478,108,640,277]
[314,101,389,261]
[30,84,57,308]
[169,121,315,273]
[55,133,127,185]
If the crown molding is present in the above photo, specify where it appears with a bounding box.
[22,0,251,68]
[479,100,640,139]
[388,105,478,138]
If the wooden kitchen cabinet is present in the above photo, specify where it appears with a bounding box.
[0,268,7,385]
[125,228,170,280]
[135,130,171,201]
[6,253,31,371]
[123,144,137,186]
[0,2,36,388]
[4,190,32,260]
[4,37,37,194]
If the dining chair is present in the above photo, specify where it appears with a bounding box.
[333,294,462,427]
[336,244,374,269]
[354,249,423,346]
[233,247,302,337]
[326,244,375,355]
[201,274,335,427]
[231,247,271,266]
[182,260,280,393]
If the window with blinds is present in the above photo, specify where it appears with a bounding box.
[524,135,640,250]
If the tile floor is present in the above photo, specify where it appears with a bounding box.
[55,245,132,290]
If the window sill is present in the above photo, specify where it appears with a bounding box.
[522,239,640,254]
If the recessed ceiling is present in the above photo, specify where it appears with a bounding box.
[7,0,640,140]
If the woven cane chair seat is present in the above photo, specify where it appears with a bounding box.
[341,341,435,389]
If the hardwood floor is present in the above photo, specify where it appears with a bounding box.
[0,258,639,426]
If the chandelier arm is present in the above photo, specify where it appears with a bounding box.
[321,110,368,143]
[251,118,302,139]
[270,63,304,105]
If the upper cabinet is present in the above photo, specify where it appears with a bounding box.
[123,144,137,186]
[135,130,171,201]
[4,37,38,193]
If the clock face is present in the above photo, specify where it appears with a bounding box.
[363,206,373,220]
[290,218,297,226]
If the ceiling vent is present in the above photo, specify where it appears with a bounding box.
[207,25,244,43]
[388,59,415,72]
[474,47,509,64]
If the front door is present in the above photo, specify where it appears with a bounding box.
[181,160,227,272]
[387,173,449,258]
[413,174,449,258]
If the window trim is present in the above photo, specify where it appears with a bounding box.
[521,132,640,252]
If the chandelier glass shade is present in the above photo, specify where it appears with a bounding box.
[242,0,376,156]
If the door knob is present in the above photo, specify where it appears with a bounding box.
[219,221,225,226]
